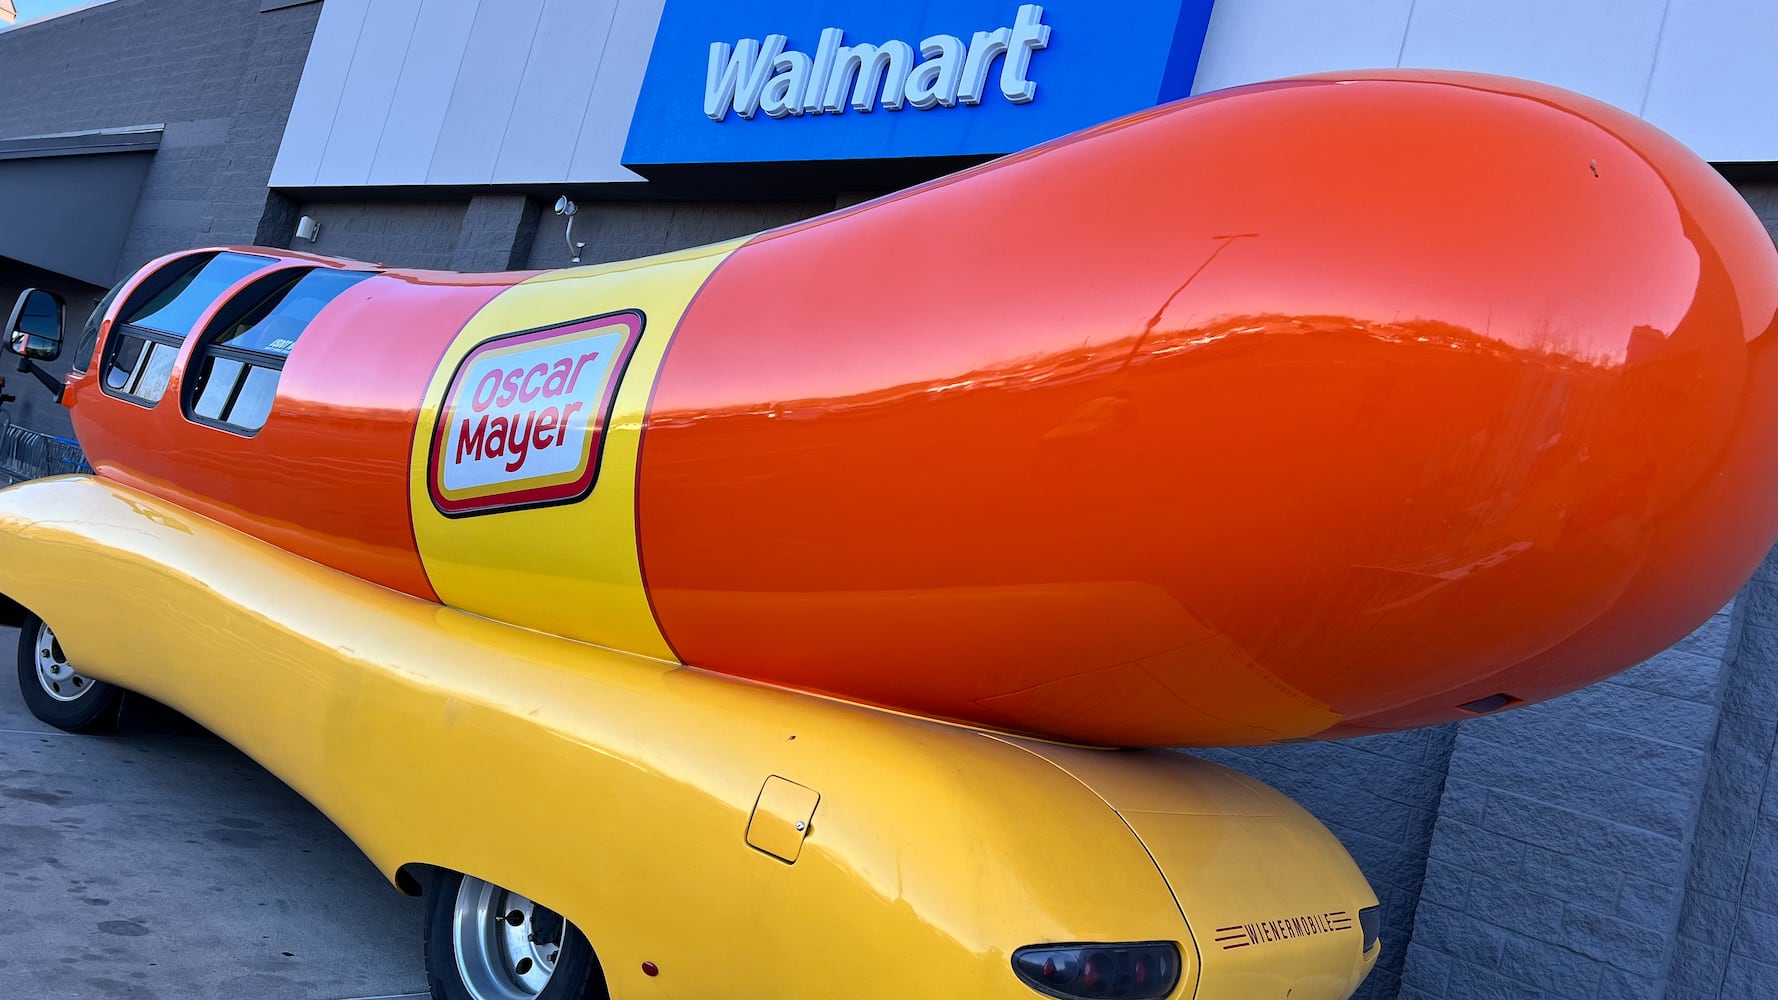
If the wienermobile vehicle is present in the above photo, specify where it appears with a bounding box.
[4,69,1778,1000]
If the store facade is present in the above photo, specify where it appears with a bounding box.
[2,2,1776,999]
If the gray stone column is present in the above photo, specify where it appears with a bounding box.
[199,0,326,251]
[1401,598,1744,999]
[1667,551,1778,999]
[451,194,543,273]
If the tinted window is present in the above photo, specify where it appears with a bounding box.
[227,366,282,431]
[74,277,128,373]
[212,269,371,357]
[105,335,145,390]
[185,268,372,435]
[104,337,179,400]
[125,252,270,336]
[132,342,178,401]
[102,251,272,406]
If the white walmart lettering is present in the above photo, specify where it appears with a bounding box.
[703,4,1050,122]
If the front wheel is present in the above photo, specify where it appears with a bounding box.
[15,612,121,733]
[425,870,607,1000]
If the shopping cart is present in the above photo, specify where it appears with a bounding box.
[0,378,93,485]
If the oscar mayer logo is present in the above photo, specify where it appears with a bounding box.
[428,311,643,517]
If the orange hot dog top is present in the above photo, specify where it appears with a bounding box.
[61,71,1778,746]
[635,71,1778,743]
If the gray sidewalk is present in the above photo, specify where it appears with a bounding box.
[0,627,428,1000]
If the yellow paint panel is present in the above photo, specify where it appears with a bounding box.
[1007,739,1381,1000]
[409,242,744,661]
[0,478,1237,1000]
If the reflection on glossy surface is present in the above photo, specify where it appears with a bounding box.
[0,477,1382,1000]
[59,71,1778,748]
[70,258,515,599]
[637,71,1778,744]
[125,251,273,336]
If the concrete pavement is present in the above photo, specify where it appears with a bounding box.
[0,627,428,1000]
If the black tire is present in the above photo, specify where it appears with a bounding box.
[425,869,608,1000]
[15,611,121,733]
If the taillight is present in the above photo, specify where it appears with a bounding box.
[1012,942,1181,999]
[1359,905,1381,953]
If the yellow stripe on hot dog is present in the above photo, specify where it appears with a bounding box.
[408,240,744,661]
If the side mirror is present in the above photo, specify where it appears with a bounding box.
[6,288,64,362]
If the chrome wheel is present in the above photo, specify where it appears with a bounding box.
[33,620,94,703]
[451,877,566,1000]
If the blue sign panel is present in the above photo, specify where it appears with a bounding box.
[623,1,1216,167]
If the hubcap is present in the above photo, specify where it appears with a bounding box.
[33,621,95,703]
[451,877,566,1000]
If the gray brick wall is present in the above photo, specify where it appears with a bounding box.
[198,0,325,251]
[1399,605,1740,1000]
[453,195,544,273]
[282,197,840,275]
[115,117,233,274]
[0,1,252,137]
[1197,582,1772,1000]
[1669,551,1778,999]
[290,200,470,271]
[1733,181,1777,243]
[526,201,835,269]
[0,0,324,282]
[254,194,866,279]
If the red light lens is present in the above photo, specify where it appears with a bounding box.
[1081,954,1105,992]
[1012,942,1180,999]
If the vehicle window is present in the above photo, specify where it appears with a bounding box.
[103,335,179,399]
[185,268,372,435]
[74,277,128,373]
[102,251,273,406]
[124,253,269,336]
[212,268,370,356]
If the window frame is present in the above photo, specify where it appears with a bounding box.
[73,276,130,375]
[180,266,372,437]
[99,325,185,408]
[183,342,290,437]
[98,251,275,409]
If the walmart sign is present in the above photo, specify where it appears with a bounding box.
[704,5,1052,121]
[625,0,1217,168]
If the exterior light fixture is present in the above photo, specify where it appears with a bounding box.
[554,196,585,264]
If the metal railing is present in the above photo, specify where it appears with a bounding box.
[0,423,92,484]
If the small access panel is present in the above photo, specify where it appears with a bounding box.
[746,775,819,863]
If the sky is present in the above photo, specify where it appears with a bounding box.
[6,0,95,27]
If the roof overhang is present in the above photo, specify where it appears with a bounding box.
[0,125,161,286]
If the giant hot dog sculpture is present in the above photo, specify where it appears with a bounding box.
[66,70,1778,747]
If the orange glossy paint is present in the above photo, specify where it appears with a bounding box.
[57,71,1778,748]
[636,71,1778,745]
[67,252,519,599]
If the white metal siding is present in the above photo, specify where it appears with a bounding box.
[272,0,1775,189]
[1191,0,1778,162]
[271,0,664,187]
